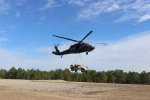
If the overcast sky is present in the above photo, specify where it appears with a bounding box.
[0,0,150,72]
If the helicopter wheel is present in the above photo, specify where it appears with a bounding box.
[86,52,88,55]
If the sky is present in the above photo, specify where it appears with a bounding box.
[0,0,150,72]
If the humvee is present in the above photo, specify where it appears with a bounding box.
[70,64,88,73]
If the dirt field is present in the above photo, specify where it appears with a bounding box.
[0,79,150,100]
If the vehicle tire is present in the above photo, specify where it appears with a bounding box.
[84,70,87,73]
[70,67,74,71]
[75,69,78,72]
[81,68,85,73]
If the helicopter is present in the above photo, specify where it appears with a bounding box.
[52,31,95,58]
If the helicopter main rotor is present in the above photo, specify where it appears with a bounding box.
[52,31,93,43]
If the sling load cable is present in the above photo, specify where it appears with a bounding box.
[70,54,84,71]
[79,53,85,66]
[71,53,85,65]
[71,54,78,64]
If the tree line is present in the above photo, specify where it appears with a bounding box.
[0,67,150,84]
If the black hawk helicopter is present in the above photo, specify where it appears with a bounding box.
[52,31,95,57]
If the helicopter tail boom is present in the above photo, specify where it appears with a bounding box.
[52,46,61,55]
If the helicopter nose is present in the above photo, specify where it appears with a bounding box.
[90,46,95,51]
[91,46,95,50]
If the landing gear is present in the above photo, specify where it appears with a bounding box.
[86,52,88,55]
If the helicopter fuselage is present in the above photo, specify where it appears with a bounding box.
[52,42,95,56]
[68,42,95,54]
[52,31,95,57]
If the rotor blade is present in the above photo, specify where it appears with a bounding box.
[95,43,107,45]
[80,31,93,42]
[52,35,79,42]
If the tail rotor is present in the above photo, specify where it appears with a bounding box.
[52,43,61,55]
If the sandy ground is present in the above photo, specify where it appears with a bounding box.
[0,79,150,100]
